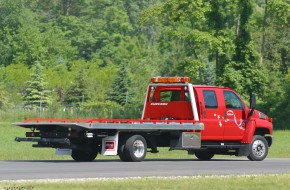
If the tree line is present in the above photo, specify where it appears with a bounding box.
[0,0,289,128]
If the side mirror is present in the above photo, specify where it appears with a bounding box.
[250,93,256,110]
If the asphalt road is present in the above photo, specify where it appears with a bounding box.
[1,158,290,181]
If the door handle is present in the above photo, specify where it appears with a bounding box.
[224,111,227,118]
[204,111,206,118]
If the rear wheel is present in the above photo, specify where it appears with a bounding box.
[71,147,98,162]
[195,150,214,161]
[118,137,130,162]
[124,135,147,162]
[247,135,268,161]
[118,148,129,161]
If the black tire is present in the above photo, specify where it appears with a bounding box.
[247,135,268,161]
[118,148,129,161]
[195,150,214,161]
[124,135,147,162]
[118,137,130,162]
[71,147,98,162]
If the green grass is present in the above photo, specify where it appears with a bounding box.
[268,130,290,158]
[1,123,289,160]
[0,123,70,160]
[1,174,290,190]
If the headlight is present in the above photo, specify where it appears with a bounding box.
[259,112,267,120]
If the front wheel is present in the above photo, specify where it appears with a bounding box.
[247,135,269,161]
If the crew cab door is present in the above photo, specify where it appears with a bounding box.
[223,90,247,140]
[198,89,224,140]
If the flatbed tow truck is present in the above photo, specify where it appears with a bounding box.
[14,77,273,162]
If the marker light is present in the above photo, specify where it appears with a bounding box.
[26,132,40,137]
[150,77,191,83]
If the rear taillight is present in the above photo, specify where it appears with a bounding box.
[68,132,77,137]
[26,132,40,137]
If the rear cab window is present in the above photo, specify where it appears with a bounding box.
[203,90,218,109]
[149,86,189,102]
[160,90,181,102]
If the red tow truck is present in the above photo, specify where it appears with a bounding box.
[14,77,273,162]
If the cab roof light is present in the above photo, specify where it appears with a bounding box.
[151,77,191,83]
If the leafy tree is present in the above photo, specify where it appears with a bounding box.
[207,0,237,80]
[43,63,74,103]
[266,69,290,129]
[0,63,30,104]
[109,63,132,106]
[57,15,97,61]
[0,0,25,66]
[0,0,77,67]
[102,6,133,35]
[22,63,51,109]
[12,20,46,66]
[60,0,93,16]
[217,0,269,98]
[0,0,23,30]
[265,0,290,74]
[13,19,77,67]
[140,0,232,84]
[233,0,256,65]
[85,60,117,102]
[63,71,89,106]
[0,82,10,110]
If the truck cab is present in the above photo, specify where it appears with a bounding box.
[142,77,273,161]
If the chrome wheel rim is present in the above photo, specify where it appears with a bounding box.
[252,140,266,157]
[133,140,145,158]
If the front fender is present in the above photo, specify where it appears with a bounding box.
[241,120,256,144]
[242,119,273,144]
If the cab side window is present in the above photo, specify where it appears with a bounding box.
[203,90,218,109]
[223,91,244,109]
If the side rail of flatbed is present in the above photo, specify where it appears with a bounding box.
[13,118,204,132]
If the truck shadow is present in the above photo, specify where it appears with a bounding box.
[6,158,249,163]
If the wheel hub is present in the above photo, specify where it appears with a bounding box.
[133,140,145,158]
[252,140,265,157]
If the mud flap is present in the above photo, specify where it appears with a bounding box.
[101,132,119,156]
[237,144,250,156]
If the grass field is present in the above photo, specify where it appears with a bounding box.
[1,174,290,190]
[1,123,289,160]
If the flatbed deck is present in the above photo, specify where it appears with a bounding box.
[13,118,204,131]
